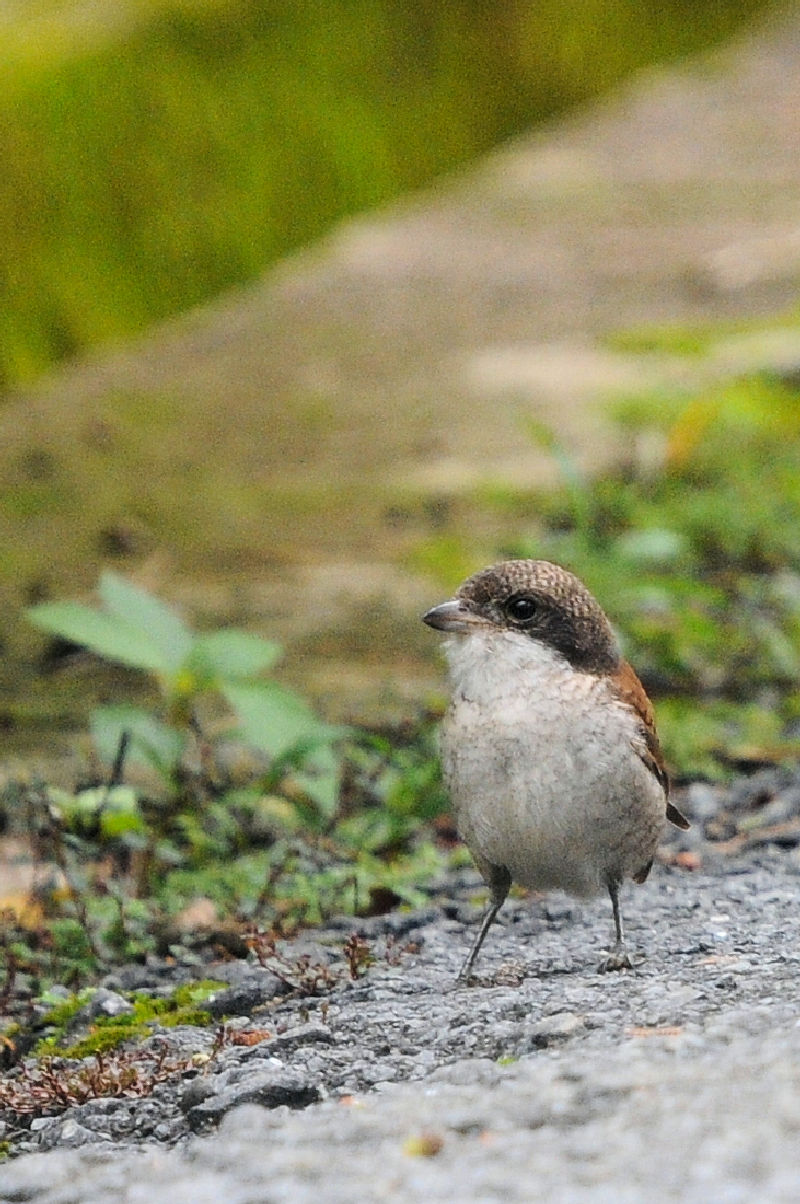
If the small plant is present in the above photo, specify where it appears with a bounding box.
[0,1042,202,1118]
[0,573,448,1019]
[342,932,373,979]
[245,930,375,992]
[28,571,342,809]
[25,573,349,898]
[245,932,339,995]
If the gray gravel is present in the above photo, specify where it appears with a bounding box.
[3,772,800,1200]
[6,1028,800,1204]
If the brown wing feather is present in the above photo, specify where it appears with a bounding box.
[611,660,690,831]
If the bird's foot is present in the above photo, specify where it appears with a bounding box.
[492,961,526,987]
[597,943,644,973]
[453,969,487,989]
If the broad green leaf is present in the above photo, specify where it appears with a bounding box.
[222,681,337,760]
[91,705,186,777]
[292,744,341,820]
[28,601,177,676]
[45,785,145,840]
[189,629,282,685]
[99,805,148,841]
[99,572,193,674]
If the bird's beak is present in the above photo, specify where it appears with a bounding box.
[422,599,482,633]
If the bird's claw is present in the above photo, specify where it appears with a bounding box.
[597,945,644,973]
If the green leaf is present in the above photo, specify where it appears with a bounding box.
[292,744,341,820]
[28,601,178,676]
[91,705,186,777]
[222,681,338,761]
[99,572,193,674]
[49,785,146,840]
[99,806,148,840]
[188,629,282,685]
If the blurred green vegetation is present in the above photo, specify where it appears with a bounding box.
[0,0,768,387]
[0,574,448,1006]
[6,337,800,1017]
[440,368,800,779]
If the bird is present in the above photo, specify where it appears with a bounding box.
[422,558,689,982]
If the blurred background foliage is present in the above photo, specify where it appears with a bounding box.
[0,0,766,389]
[414,371,800,778]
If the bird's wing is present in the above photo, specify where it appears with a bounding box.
[611,660,690,831]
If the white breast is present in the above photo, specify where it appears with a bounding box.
[440,630,665,897]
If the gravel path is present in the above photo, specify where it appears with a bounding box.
[3,773,800,1199]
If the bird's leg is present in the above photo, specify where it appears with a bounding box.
[457,864,511,984]
[598,880,643,972]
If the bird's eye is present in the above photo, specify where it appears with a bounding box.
[506,594,538,624]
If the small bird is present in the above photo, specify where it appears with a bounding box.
[423,559,689,982]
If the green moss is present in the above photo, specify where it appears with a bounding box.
[35,979,227,1058]
[656,698,800,781]
[138,979,226,1018]
[38,989,95,1031]
[54,1025,150,1060]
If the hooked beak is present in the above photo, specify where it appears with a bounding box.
[422,599,483,633]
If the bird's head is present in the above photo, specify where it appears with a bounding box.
[422,559,621,674]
